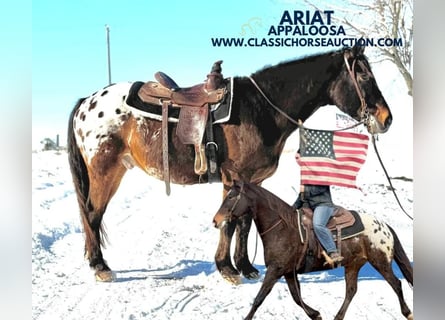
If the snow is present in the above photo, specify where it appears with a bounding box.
[32,125,413,319]
[32,60,413,319]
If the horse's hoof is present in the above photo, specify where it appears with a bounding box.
[238,264,260,280]
[243,270,260,280]
[407,313,413,320]
[95,270,114,282]
[222,273,242,285]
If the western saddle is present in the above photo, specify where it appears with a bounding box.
[299,206,356,268]
[137,61,227,195]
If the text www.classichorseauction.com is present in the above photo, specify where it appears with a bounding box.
[211,10,403,48]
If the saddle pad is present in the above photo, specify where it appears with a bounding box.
[125,78,233,124]
[297,209,364,243]
[331,210,364,240]
[126,81,180,121]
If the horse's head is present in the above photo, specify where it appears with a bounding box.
[213,180,253,229]
[330,45,392,134]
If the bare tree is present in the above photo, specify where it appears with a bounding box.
[305,0,413,96]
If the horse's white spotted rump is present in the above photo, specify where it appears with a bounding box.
[361,214,394,262]
[72,82,134,163]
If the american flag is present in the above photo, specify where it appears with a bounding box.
[299,127,369,189]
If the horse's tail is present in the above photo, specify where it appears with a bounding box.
[388,225,413,286]
[67,98,89,213]
[67,99,105,252]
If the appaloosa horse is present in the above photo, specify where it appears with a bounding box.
[213,181,413,320]
[67,45,392,282]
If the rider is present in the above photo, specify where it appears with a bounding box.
[293,150,344,264]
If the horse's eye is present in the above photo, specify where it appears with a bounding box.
[358,73,370,81]
[229,192,239,200]
[226,190,236,200]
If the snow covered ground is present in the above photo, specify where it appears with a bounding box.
[32,114,413,319]
[32,57,413,319]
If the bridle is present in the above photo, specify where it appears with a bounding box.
[228,189,243,214]
[343,52,371,131]
[343,54,412,220]
[226,186,282,236]
[247,50,373,131]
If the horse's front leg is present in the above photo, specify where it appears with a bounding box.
[234,214,260,279]
[244,266,282,320]
[214,219,241,284]
[284,271,322,319]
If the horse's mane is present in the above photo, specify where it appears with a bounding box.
[245,182,300,230]
[252,47,345,78]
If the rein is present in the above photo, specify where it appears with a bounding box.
[371,135,414,220]
[259,219,283,236]
[227,186,283,267]
[248,75,364,132]
[228,188,284,236]
[247,51,371,130]
[249,57,412,221]
[247,76,301,126]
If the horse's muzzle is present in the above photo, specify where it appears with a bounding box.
[368,102,392,134]
[213,213,228,229]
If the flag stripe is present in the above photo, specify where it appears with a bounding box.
[301,170,357,181]
[299,128,369,189]
[301,174,357,185]
[300,177,357,188]
[301,158,364,169]
[333,131,369,139]
[334,140,369,149]
[300,162,360,172]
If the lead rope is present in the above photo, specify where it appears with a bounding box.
[372,135,413,220]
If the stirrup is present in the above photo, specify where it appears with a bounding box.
[322,251,343,268]
[330,252,344,263]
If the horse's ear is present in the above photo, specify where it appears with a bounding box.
[352,43,365,57]
[233,179,243,188]
[233,179,245,192]
[221,160,249,182]
[221,160,239,178]
[221,163,232,181]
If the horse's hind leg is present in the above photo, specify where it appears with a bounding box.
[85,161,127,281]
[234,215,260,280]
[73,130,129,281]
[370,259,413,319]
[284,272,321,319]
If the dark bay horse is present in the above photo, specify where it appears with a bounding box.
[67,45,392,282]
[213,181,413,320]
